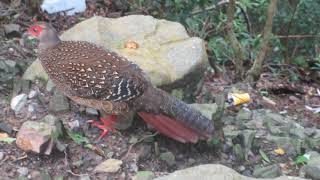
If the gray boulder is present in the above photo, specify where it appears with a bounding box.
[155,164,306,180]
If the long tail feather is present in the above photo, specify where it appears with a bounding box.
[138,112,208,143]
[133,86,215,142]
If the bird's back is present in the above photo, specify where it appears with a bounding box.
[39,41,148,106]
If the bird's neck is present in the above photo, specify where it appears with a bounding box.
[38,31,61,51]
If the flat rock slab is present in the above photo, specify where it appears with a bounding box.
[155,164,307,180]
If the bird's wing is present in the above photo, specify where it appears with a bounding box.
[45,41,146,102]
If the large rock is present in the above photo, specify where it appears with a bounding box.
[24,15,208,87]
[155,164,306,180]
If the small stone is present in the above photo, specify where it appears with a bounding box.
[187,158,196,165]
[11,94,27,112]
[129,136,138,144]
[68,120,80,129]
[79,175,91,180]
[289,95,300,102]
[129,162,139,173]
[106,151,114,158]
[160,152,175,166]
[237,165,246,172]
[236,110,252,121]
[17,167,28,176]
[16,118,63,155]
[49,90,69,113]
[28,90,38,99]
[86,107,99,116]
[0,152,4,160]
[53,175,64,180]
[4,24,21,38]
[27,104,35,113]
[46,80,56,92]
[134,171,155,180]
[136,145,151,161]
[94,158,123,173]
[253,164,282,178]
[29,170,41,179]
[0,122,13,134]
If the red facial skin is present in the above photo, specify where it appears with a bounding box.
[27,25,43,37]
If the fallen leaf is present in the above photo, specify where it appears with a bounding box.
[295,154,310,165]
[259,149,271,163]
[274,148,285,155]
[94,158,123,173]
[67,131,89,144]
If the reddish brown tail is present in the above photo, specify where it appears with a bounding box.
[133,86,214,143]
[138,112,208,143]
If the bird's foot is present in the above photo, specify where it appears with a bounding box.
[87,115,117,140]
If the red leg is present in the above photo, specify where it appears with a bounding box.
[87,115,117,140]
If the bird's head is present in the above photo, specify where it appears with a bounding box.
[26,23,60,49]
[27,24,45,38]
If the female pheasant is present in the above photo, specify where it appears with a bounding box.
[27,22,214,143]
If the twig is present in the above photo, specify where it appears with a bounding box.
[12,154,28,162]
[67,170,89,177]
[121,132,159,160]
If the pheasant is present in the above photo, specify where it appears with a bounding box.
[27,22,214,143]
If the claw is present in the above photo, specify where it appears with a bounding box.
[87,115,117,140]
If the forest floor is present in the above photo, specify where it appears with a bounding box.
[0,1,319,179]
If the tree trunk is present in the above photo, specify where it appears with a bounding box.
[246,0,278,83]
[226,0,246,81]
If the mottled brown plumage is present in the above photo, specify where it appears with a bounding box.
[28,23,214,143]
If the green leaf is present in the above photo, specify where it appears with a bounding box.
[0,137,16,143]
[67,131,89,144]
[294,154,310,165]
[259,149,271,163]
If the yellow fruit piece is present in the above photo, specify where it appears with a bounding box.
[274,148,285,155]
[228,93,250,105]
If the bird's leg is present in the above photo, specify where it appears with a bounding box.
[87,115,117,140]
